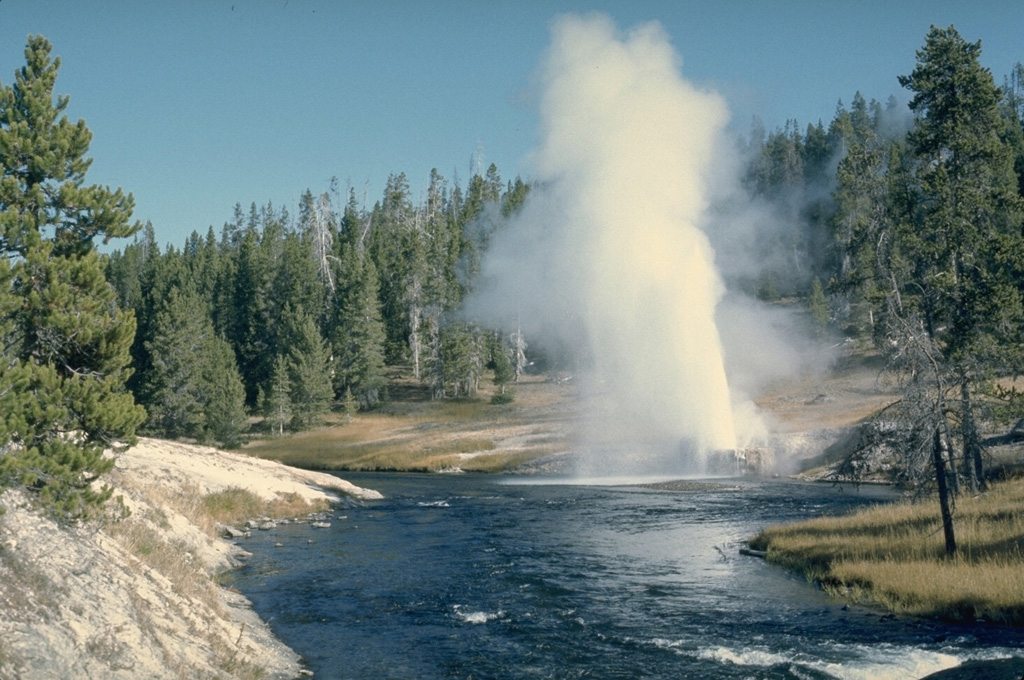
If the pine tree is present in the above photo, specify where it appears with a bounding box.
[808,277,829,334]
[0,36,144,519]
[263,354,292,436]
[130,242,189,397]
[232,220,273,404]
[369,172,416,362]
[405,206,429,380]
[501,176,530,218]
[458,165,504,293]
[142,285,246,447]
[274,230,324,332]
[342,386,358,424]
[185,226,222,312]
[301,189,337,301]
[281,306,334,429]
[828,139,894,335]
[330,249,387,408]
[105,222,155,316]
[898,25,1024,493]
[143,287,211,439]
[490,332,515,404]
[439,322,485,399]
[199,333,247,447]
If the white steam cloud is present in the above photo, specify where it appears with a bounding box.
[467,14,769,475]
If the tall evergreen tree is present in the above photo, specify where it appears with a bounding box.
[1000,63,1024,199]
[437,322,486,399]
[273,230,324,332]
[143,285,246,446]
[501,176,531,218]
[369,172,416,361]
[898,25,1024,492]
[830,141,889,334]
[185,226,222,311]
[106,222,156,315]
[330,249,387,408]
[280,306,334,429]
[0,36,144,519]
[262,354,292,436]
[232,219,273,404]
[301,189,338,302]
[142,286,211,439]
[458,164,504,293]
[808,276,829,334]
[489,331,515,403]
[199,333,248,447]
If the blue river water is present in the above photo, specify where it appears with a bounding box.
[225,473,1024,679]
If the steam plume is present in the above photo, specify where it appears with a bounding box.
[468,14,748,474]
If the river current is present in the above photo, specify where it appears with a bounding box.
[225,473,1024,679]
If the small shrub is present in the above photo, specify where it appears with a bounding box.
[202,488,265,527]
[490,391,515,405]
[202,488,326,527]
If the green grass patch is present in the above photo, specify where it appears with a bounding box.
[750,478,1024,622]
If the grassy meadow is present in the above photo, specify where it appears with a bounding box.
[243,372,576,473]
[749,477,1024,623]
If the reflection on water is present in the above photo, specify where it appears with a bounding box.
[225,474,1024,679]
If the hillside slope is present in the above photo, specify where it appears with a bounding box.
[0,438,380,679]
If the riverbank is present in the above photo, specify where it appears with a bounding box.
[748,476,1024,623]
[0,437,380,679]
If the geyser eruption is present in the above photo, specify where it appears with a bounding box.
[468,14,748,474]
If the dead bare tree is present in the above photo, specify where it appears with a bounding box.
[308,192,337,295]
[880,293,958,555]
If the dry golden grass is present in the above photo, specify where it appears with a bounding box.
[829,556,1024,622]
[201,488,328,528]
[100,482,321,679]
[750,478,1024,622]
[753,347,900,433]
[245,372,577,472]
[105,518,218,605]
[105,481,329,616]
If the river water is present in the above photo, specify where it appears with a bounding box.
[225,473,1024,679]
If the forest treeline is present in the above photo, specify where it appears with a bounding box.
[105,167,530,447]
[3,27,1024,524]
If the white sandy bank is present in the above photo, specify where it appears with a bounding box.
[120,438,382,505]
[0,437,380,679]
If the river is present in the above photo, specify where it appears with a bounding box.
[225,473,1024,679]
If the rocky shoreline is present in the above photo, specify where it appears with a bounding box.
[0,438,380,679]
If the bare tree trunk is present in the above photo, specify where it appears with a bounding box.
[311,193,336,294]
[511,323,527,382]
[959,377,986,492]
[409,302,421,381]
[940,413,961,497]
[932,425,957,556]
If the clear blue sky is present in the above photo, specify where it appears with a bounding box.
[3,1,1022,249]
